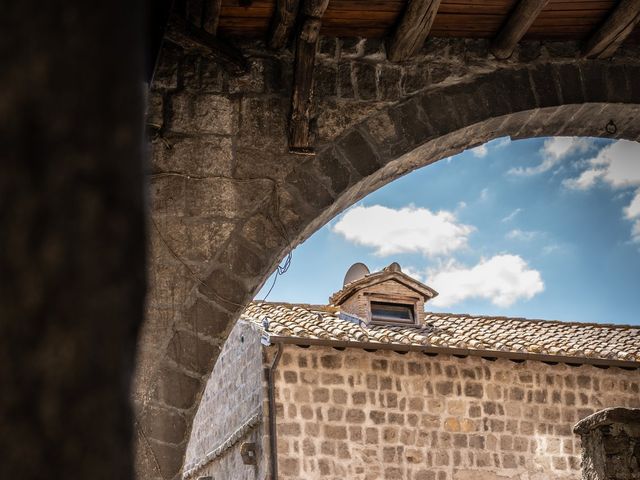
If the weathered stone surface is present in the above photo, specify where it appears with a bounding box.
[336,129,381,177]
[184,320,266,479]
[168,93,236,135]
[152,136,233,177]
[167,329,220,376]
[142,405,189,445]
[183,297,235,340]
[153,364,202,411]
[148,439,184,479]
[138,37,640,480]
[285,163,335,210]
[184,177,272,218]
[150,176,186,216]
[574,408,640,480]
[238,97,288,151]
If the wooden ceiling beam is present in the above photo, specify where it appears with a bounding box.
[269,0,301,49]
[582,0,640,58]
[288,0,329,153]
[387,0,443,62]
[491,0,550,60]
[203,0,223,35]
[165,14,248,74]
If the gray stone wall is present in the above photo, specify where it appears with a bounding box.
[137,34,640,479]
[574,408,640,480]
[183,319,266,479]
[272,345,640,480]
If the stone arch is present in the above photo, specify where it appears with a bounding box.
[137,40,640,479]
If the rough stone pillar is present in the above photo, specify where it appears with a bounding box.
[574,407,640,480]
[0,1,145,479]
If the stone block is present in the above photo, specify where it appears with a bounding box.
[315,63,338,97]
[313,146,352,196]
[183,296,235,340]
[238,97,288,151]
[229,58,265,94]
[555,63,584,105]
[336,129,381,177]
[168,93,236,135]
[153,364,202,410]
[148,439,184,479]
[142,404,188,445]
[200,58,225,93]
[378,65,401,100]
[354,62,377,100]
[166,328,220,375]
[338,62,355,98]
[218,239,268,279]
[152,135,233,177]
[184,177,272,219]
[150,175,185,216]
[285,163,335,210]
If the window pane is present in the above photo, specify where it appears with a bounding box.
[371,301,414,322]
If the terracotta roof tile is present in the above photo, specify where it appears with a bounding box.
[242,302,640,363]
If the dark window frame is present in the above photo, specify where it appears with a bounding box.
[369,299,418,326]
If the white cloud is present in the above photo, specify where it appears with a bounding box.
[492,137,512,149]
[479,188,489,201]
[427,255,544,308]
[509,137,594,176]
[632,220,640,243]
[471,144,488,158]
[563,140,640,242]
[624,191,640,220]
[501,208,522,222]
[332,205,474,257]
[506,229,539,241]
[563,168,603,190]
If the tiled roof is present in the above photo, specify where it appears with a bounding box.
[242,302,640,364]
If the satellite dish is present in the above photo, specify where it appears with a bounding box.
[343,262,370,286]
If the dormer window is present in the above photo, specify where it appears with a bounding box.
[330,262,438,328]
[370,300,416,325]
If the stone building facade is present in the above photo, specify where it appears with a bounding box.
[137,32,640,478]
[183,265,640,480]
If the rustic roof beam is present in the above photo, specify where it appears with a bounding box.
[582,0,640,59]
[165,14,248,74]
[387,0,443,62]
[269,0,301,50]
[491,0,550,60]
[202,0,223,35]
[288,0,329,153]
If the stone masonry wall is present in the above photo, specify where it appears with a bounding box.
[183,319,266,479]
[138,33,640,479]
[272,345,640,480]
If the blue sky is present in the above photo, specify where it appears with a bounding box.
[258,137,640,326]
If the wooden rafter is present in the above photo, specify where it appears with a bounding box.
[288,0,329,153]
[165,14,248,74]
[583,0,640,59]
[491,0,550,60]
[269,0,301,50]
[387,0,443,62]
[203,0,223,35]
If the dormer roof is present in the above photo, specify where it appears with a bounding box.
[330,262,439,306]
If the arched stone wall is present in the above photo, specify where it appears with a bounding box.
[136,37,640,479]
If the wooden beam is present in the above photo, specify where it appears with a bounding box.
[165,14,248,74]
[289,0,329,153]
[269,0,300,50]
[387,0,442,62]
[491,0,550,60]
[583,0,640,59]
[203,0,223,35]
